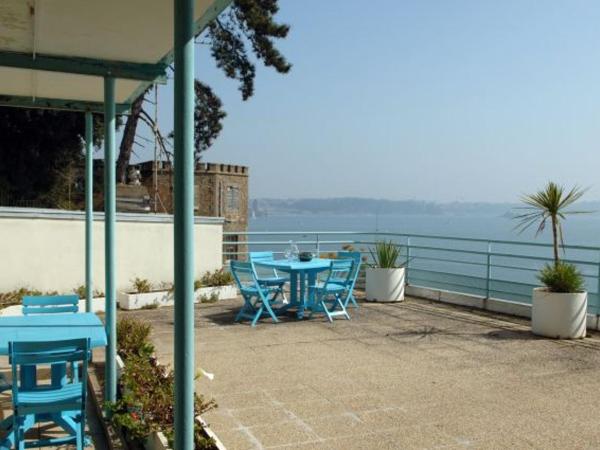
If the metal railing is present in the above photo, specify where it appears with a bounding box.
[223,230,600,315]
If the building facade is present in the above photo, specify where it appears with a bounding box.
[138,161,248,259]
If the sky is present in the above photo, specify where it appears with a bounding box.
[130,0,600,203]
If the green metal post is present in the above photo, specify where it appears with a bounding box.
[174,0,195,448]
[85,111,93,313]
[103,77,117,407]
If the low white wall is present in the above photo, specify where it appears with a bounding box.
[0,208,224,293]
[406,284,600,331]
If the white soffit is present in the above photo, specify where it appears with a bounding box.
[0,0,226,107]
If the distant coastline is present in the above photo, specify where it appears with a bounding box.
[250,197,600,219]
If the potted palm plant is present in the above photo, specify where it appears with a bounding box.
[515,182,589,339]
[365,240,408,302]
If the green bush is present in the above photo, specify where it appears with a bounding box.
[538,262,585,293]
[0,288,58,308]
[131,278,153,294]
[73,285,105,299]
[195,269,234,288]
[116,317,154,360]
[112,318,217,449]
[369,241,406,268]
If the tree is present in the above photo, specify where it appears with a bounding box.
[514,182,588,265]
[116,0,291,181]
[0,108,103,208]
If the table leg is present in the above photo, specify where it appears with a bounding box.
[307,271,317,309]
[289,272,298,309]
[298,272,306,319]
[51,363,67,388]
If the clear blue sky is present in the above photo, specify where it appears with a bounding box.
[131,0,600,203]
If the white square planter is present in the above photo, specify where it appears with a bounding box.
[194,285,237,303]
[118,290,173,310]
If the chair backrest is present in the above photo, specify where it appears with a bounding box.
[231,261,260,292]
[337,251,362,289]
[323,259,354,287]
[10,338,89,414]
[249,252,278,278]
[22,294,79,315]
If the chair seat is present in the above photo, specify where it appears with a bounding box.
[241,285,280,296]
[312,282,345,293]
[19,383,83,406]
[257,276,288,286]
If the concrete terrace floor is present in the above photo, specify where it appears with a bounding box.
[123,295,600,450]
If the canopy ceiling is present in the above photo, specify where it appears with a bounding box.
[0,0,230,112]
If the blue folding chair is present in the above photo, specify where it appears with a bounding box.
[22,295,81,385]
[231,261,285,327]
[336,251,362,308]
[22,295,79,316]
[249,252,289,301]
[309,259,353,322]
[9,338,90,450]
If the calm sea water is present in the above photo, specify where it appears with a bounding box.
[249,213,600,246]
[245,213,600,311]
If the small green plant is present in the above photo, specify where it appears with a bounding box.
[73,285,104,299]
[0,288,58,308]
[195,269,234,288]
[110,318,217,449]
[116,317,155,360]
[369,241,406,268]
[198,292,220,304]
[538,262,585,293]
[131,277,153,294]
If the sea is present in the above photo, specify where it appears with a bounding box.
[245,212,600,310]
[248,212,600,245]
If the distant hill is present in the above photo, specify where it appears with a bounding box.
[250,198,600,217]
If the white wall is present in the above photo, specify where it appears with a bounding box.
[0,208,224,293]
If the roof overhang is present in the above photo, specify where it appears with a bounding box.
[0,0,231,113]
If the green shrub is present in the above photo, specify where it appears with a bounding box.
[111,318,217,449]
[116,317,154,360]
[369,241,406,268]
[198,292,219,303]
[0,288,58,308]
[132,278,153,294]
[538,262,585,293]
[195,269,234,288]
[73,285,105,299]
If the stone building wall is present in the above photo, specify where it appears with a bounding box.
[139,161,248,259]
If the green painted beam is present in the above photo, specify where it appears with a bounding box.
[0,51,168,82]
[173,0,196,447]
[124,0,233,105]
[0,95,129,114]
[104,77,117,408]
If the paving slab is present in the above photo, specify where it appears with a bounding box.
[121,295,600,450]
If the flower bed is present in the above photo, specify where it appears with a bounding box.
[110,317,220,450]
[119,270,236,310]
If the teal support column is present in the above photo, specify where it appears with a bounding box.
[103,77,117,407]
[174,0,195,447]
[85,111,93,313]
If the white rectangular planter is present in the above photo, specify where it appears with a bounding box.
[146,431,170,450]
[118,285,237,310]
[118,290,173,310]
[195,285,237,302]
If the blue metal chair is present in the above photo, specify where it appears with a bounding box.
[249,252,289,301]
[22,295,81,384]
[336,251,362,308]
[9,338,90,450]
[231,261,285,327]
[22,295,79,316]
[309,259,353,322]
